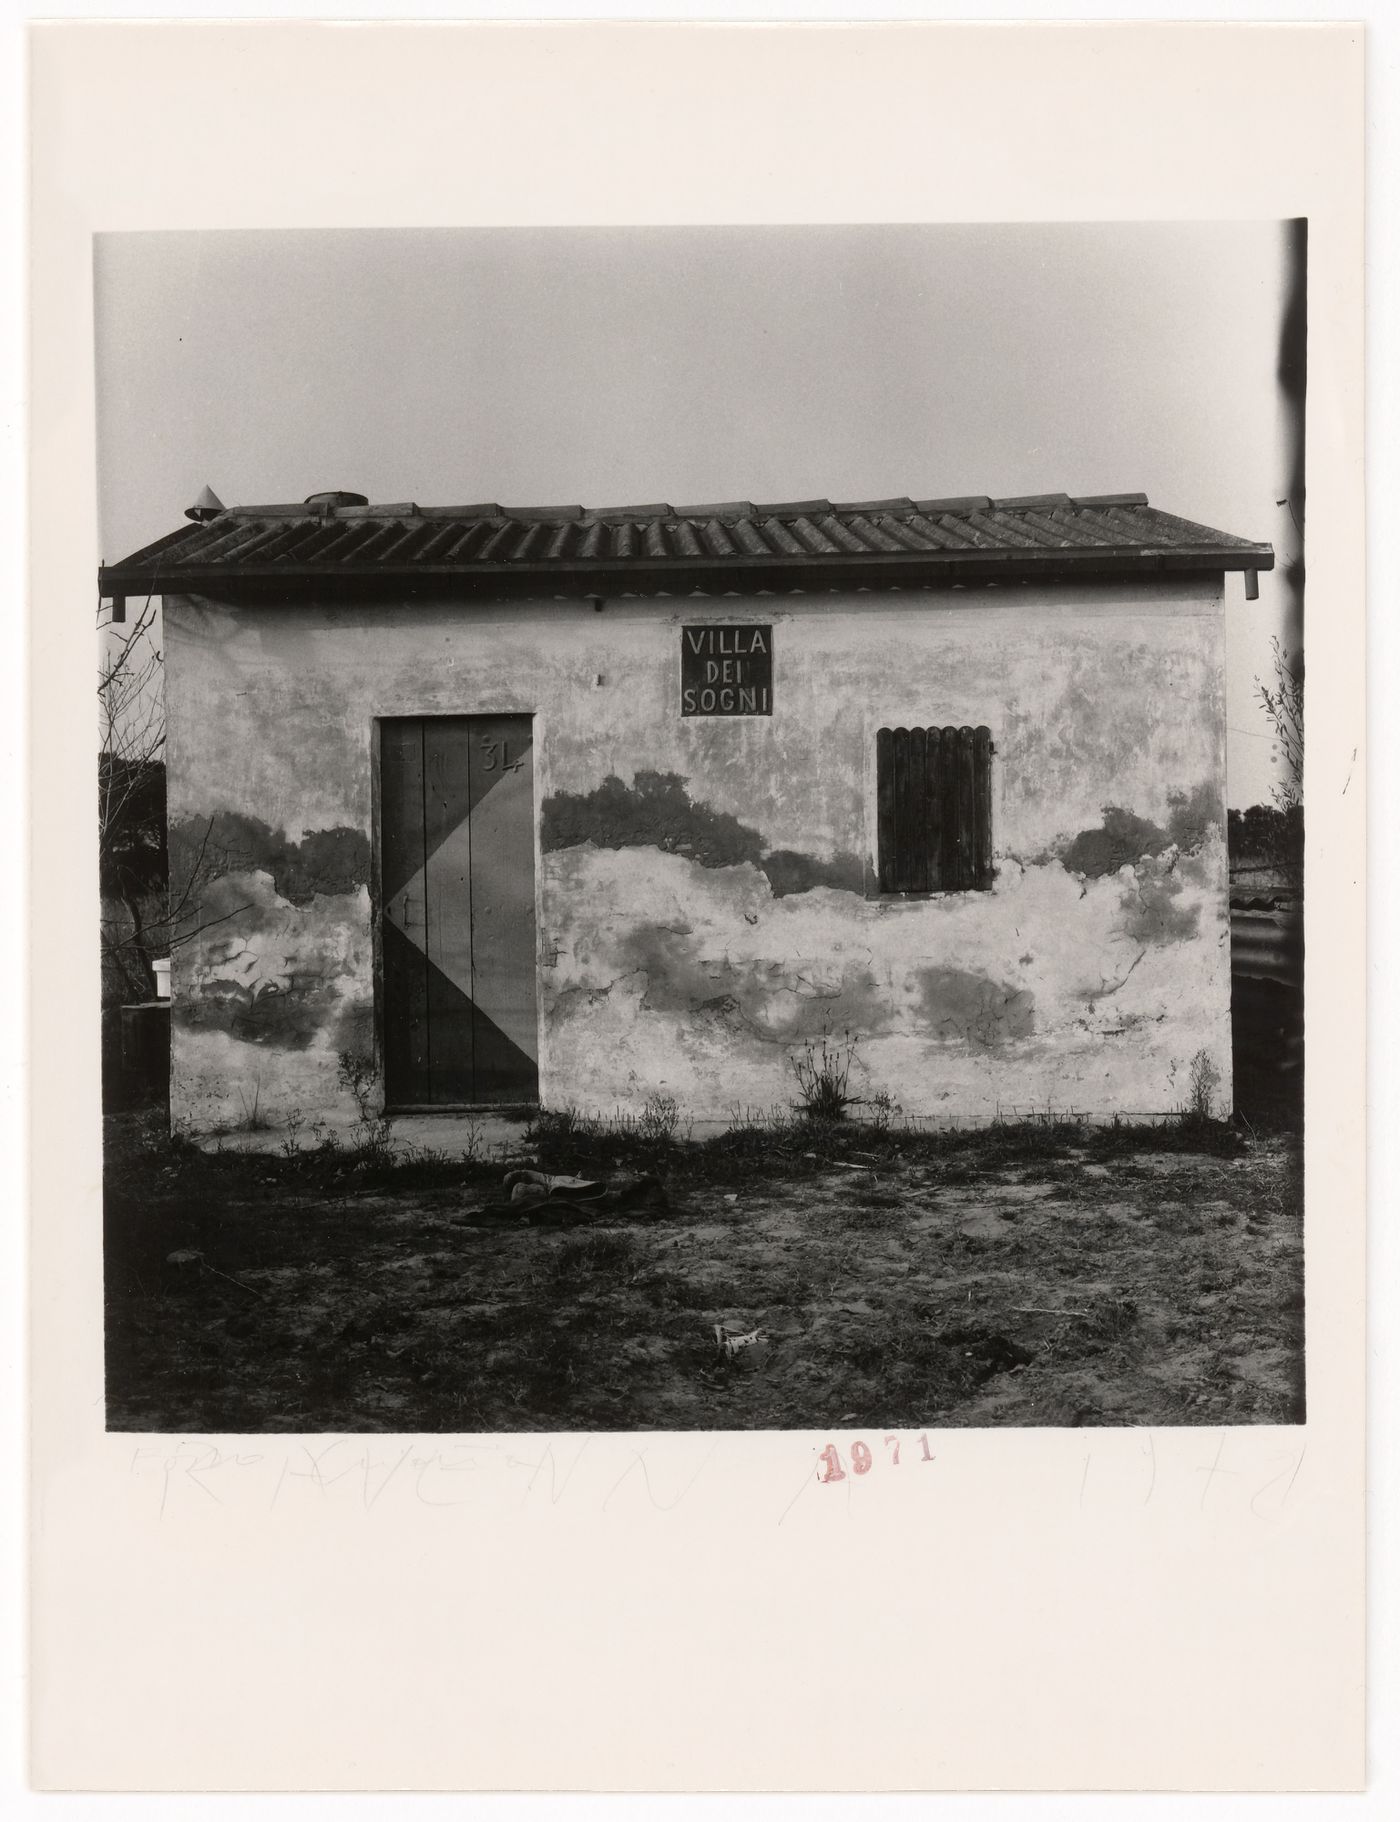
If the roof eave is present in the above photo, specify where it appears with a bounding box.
[98,544,1275,600]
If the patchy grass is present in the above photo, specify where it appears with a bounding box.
[104,1108,1303,1432]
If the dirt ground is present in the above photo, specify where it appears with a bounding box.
[103,1112,1304,1432]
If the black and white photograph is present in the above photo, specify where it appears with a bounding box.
[96,220,1307,1436]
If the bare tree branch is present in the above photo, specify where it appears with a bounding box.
[167,903,257,949]
[1255,636,1304,812]
[99,597,169,1000]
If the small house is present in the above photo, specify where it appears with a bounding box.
[99,489,1273,1132]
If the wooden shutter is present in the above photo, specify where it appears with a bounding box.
[877,724,994,892]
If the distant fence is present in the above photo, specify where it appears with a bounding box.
[1230,895,1303,1121]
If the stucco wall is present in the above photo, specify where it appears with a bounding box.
[164,580,1231,1131]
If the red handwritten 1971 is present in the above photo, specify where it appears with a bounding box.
[818,1433,935,1481]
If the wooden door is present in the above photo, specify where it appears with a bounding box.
[380,715,538,1107]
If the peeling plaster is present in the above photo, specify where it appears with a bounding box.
[619,922,892,1043]
[1118,855,1202,947]
[541,770,863,899]
[177,973,340,1051]
[1164,782,1220,853]
[334,999,376,1057]
[1080,948,1148,1001]
[173,869,371,1055]
[916,967,1037,1046]
[170,812,370,907]
[1060,807,1171,878]
[1058,781,1220,879]
[759,848,866,897]
[542,770,761,867]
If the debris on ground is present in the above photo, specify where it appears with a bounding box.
[714,1321,771,1370]
[456,1165,669,1227]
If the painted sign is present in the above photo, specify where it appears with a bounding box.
[680,624,772,717]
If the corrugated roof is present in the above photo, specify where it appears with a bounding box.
[99,489,1274,601]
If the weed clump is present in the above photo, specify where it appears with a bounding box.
[337,1051,396,1166]
[234,1078,272,1132]
[1088,1115,1244,1160]
[1044,1294,1141,1363]
[548,1231,640,1281]
[866,1089,902,1135]
[1179,1049,1224,1125]
[637,1092,685,1143]
[789,1030,858,1124]
[527,1100,689,1177]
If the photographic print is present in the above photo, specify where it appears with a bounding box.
[95,221,1306,1436]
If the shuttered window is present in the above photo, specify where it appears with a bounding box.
[876,724,994,893]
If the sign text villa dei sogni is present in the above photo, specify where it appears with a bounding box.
[680,623,773,717]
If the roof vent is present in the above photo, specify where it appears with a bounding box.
[304,489,370,513]
[184,484,225,522]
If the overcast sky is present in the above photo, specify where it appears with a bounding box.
[95,222,1300,806]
